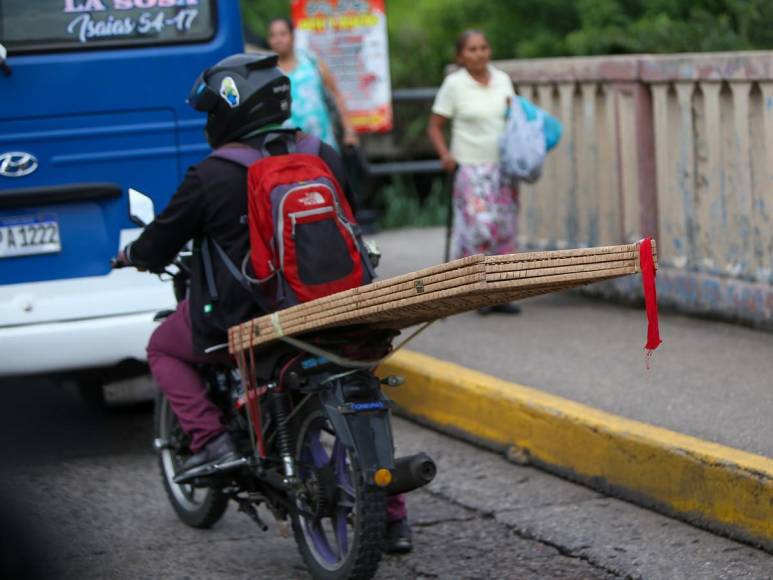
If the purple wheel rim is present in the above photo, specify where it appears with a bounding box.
[299,419,355,568]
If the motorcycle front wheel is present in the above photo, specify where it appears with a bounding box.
[154,393,228,528]
[292,404,386,580]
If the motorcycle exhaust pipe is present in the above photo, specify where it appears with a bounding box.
[385,452,437,495]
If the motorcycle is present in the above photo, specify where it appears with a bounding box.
[118,189,437,580]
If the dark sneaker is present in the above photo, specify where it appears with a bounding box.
[385,519,413,554]
[174,432,238,483]
[478,302,521,315]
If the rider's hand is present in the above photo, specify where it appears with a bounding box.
[111,250,129,269]
[111,250,146,271]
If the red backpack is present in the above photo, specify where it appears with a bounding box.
[210,132,374,311]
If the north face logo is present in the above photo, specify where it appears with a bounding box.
[298,191,326,206]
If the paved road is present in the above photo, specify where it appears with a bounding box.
[2,378,770,579]
[372,227,773,458]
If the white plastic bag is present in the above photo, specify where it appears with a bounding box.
[499,96,547,183]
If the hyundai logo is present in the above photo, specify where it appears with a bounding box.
[0,152,39,178]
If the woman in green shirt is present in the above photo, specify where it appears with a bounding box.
[267,17,358,152]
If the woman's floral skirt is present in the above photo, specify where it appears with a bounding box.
[451,163,519,259]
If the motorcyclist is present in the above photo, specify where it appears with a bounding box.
[116,53,412,553]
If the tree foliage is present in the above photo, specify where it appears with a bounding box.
[240,0,773,87]
[388,0,773,86]
[240,0,289,45]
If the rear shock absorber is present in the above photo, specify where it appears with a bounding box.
[269,387,296,481]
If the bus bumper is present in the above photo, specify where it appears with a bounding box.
[0,311,160,376]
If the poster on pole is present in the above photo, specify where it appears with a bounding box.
[291,0,393,133]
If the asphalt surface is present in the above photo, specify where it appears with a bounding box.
[2,377,771,579]
[371,227,773,458]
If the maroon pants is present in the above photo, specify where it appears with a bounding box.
[147,300,224,452]
[146,300,406,521]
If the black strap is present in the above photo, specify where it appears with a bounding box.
[200,238,219,302]
[352,226,377,280]
[211,239,250,291]
[210,238,271,313]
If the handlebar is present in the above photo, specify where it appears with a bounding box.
[110,249,189,303]
[110,254,190,276]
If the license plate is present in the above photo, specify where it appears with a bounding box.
[0,215,62,258]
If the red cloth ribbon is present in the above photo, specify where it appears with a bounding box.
[639,238,662,352]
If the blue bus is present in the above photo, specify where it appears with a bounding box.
[0,1,243,396]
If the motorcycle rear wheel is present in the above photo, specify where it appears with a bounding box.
[291,404,386,580]
[154,393,228,528]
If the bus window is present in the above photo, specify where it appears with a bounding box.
[1,0,215,54]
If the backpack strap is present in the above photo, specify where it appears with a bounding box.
[210,144,265,168]
[211,131,321,166]
[260,131,322,156]
[209,238,272,313]
[295,134,322,155]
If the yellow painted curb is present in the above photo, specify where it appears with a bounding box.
[378,349,773,551]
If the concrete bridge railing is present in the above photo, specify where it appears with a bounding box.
[496,52,773,328]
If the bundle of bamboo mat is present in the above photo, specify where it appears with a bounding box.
[228,241,655,355]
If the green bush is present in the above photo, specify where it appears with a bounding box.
[379,175,449,230]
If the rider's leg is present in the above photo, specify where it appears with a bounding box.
[385,494,412,553]
[147,299,224,453]
[386,494,406,522]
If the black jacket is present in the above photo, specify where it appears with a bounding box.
[126,132,354,354]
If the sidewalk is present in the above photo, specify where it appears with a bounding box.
[372,227,773,459]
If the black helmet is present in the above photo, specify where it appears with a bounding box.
[188,53,291,148]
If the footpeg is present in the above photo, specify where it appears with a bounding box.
[173,455,249,484]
